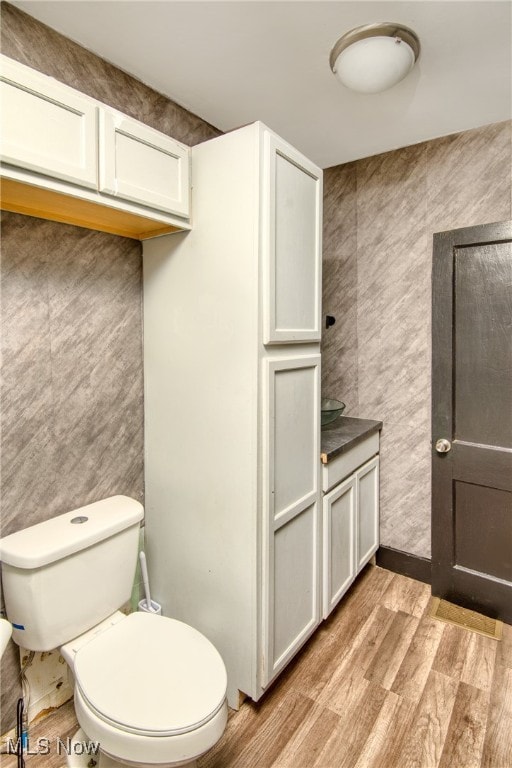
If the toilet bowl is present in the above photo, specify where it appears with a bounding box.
[61,611,228,768]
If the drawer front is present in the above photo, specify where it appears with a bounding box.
[1,55,98,189]
[322,432,379,492]
[99,109,190,217]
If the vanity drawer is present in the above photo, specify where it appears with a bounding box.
[322,432,379,492]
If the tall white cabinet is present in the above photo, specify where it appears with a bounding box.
[143,123,322,706]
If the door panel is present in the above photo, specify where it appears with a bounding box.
[356,456,380,570]
[454,244,512,448]
[274,154,317,332]
[272,504,318,668]
[432,220,512,622]
[99,109,190,217]
[262,354,321,686]
[323,476,356,618]
[453,443,512,492]
[262,131,322,344]
[454,481,512,582]
[0,55,98,189]
[273,364,317,519]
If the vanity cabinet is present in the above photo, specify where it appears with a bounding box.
[322,434,380,619]
[143,122,322,708]
[0,55,190,239]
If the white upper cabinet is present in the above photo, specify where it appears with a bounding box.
[0,55,98,189]
[0,55,191,239]
[99,110,190,217]
[262,132,322,344]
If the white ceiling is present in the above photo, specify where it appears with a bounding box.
[11,1,512,168]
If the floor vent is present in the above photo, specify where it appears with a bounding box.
[429,597,503,640]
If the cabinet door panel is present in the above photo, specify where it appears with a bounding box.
[262,354,321,686]
[265,355,321,523]
[356,456,380,571]
[265,502,320,685]
[262,132,322,344]
[0,55,97,188]
[99,110,190,217]
[273,364,318,520]
[323,476,356,618]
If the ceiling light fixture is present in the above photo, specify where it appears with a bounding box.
[330,22,420,94]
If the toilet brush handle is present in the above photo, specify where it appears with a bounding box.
[139,551,152,610]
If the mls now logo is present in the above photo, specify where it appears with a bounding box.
[5,736,101,757]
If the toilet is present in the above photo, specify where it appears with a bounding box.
[0,496,228,768]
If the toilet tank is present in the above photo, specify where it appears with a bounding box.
[0,496,144,651]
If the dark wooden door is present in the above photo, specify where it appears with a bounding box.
[432,220,512,623]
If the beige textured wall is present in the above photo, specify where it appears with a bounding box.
[322,120,512,561]
[0,1,220,733]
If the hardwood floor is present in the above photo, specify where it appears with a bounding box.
[199,566,511,768]
[2,566,511,767]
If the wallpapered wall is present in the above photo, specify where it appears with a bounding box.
[322,119,512,560]
[0,1,220,733]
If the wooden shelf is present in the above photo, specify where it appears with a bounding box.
[0,177,182,240]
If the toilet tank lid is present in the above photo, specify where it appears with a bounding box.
[0,496,144,569]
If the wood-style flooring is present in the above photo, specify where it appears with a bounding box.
[2,566,511,767]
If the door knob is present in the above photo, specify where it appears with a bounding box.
[435,438,452,453]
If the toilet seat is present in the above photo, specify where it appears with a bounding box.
[74,612,227,738]
[75,685,228,767]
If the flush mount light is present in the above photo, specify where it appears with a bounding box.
[330,22,420,94]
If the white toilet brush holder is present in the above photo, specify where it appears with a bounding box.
[138,551,162,615]
[138,598,162,615]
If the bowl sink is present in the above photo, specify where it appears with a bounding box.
[321,398,346,427]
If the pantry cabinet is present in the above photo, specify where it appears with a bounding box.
[143,122,322,708]
[0,54,191,239]
[322,435,380,619]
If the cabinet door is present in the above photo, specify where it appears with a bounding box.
[262,355,321,686]
[356,456,380,571]
[0,55,98,188]
[99,110,190,217]
[323,475,356,618]
[262,131,322,344]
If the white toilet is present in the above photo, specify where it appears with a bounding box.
[0,496,228,768]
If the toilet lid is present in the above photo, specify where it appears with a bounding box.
[74,612,227,737]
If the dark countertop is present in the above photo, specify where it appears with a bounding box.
[320,416,382,464]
